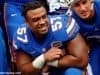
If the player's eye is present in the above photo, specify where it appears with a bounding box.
[32,18,39,22]
[42,15,47,19]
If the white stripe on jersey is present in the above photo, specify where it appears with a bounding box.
[66,18,76,34]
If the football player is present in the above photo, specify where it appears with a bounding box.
[71,0,100,75]
[13,1,89,75]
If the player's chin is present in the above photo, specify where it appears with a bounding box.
[39,29,48,35]
[79,13,90,20]
[80,15,90,20]
[39,27,49,34]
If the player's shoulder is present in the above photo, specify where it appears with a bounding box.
[48,14,79,41]
[14,24,29,43]
[16,24,27,36]
[48,14,77,30]
[48,14,76,26]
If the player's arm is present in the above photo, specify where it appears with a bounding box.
[58,33,89,68]
[16,50,39,75]
[16,47,64,75]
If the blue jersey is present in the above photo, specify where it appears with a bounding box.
[72,1,100,44]
[13,14,79,58]
[0,27,10,72]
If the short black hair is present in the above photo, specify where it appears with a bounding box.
[22,1,46,19]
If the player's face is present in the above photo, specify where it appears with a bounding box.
[25,7,49,36]
[71,0,94,20]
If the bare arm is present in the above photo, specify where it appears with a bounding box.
[16,51,38,75]
[16,47,64,75]
[58,33,89,69]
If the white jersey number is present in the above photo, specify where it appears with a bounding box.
[17,27,28,43]
[50,16,62,32]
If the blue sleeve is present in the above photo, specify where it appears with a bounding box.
[13,25,28,50]
[66,17,79,41]
[13,26,41,58]
[48,14,79,41]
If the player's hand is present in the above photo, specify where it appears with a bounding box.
[44,47,64,62]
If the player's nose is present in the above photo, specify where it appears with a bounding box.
[39,18,46,25]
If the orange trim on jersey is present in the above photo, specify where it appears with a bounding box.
[66,16,72,28]
[68,22,77,37]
